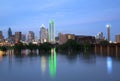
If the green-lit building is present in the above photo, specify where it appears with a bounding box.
[48,20,55,43]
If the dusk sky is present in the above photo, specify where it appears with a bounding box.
[0,0,120,41]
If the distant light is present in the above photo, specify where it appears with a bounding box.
[41,56,46,74]
[107,57,112,74]
[109,41,112,43]
[106,24,110,28]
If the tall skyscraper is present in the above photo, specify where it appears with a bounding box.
[0,31,4,42]
[106,24,110,42]
[48,20,55,43]
[21,34,26,41]
[8,27,12,38]
[40,24,48,43]
[15,32,22,43]
[28,31,35,43]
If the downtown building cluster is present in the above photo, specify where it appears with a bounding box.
[0,22,120,46]
[0,20,55,46]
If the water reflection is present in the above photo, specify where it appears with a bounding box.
[0,51,3,62]
[0,51,6,62]
[49,48,56,77]
[41,56,47,74]
[107,57,112,74]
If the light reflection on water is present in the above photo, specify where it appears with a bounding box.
[0,49,120,81]
[40,56,47,74]
[49,48,56,78]
[107,57,112,74]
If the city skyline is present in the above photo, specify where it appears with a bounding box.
[0,0,120,41]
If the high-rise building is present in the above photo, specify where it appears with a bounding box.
[15,32,22,43]
[48,20,55,43]
[8,27,12,38]
[106,24,110,41]
[40,24,48,43]
[95,32,105,44]
[0,31,4,42]
[28,31,35,43]
[21,34,26,41]
[115,35,120,43]
[96,32,104,40]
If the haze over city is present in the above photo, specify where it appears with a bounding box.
[0,0,120,41]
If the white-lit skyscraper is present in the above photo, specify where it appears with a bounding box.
[48,20,55,43]
[106,24,110,42]
[40,24,48,43]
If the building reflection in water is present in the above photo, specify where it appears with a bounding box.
[8,50,14,69]
[0,51,4,62]
[107,57,112,74]
[41,56,47,74]
[49,48,56,77]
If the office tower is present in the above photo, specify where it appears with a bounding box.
[0,31,4,42]
[21,34,26,41]
[40,24,48,43]
[48,20,55,43]
[96,32,105,40]
[106,24,110,41]
[115,35,120,43]
[28,31,35,43]
[8,27,12,38]
[15,32,22,43]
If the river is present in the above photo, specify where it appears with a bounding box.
[0,49,120,81]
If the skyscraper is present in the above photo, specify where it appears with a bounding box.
[8,27,12,38]
[115,35,120,43]
[28,31,35,43]
[15,32,22,43]
[106,24,110,42]
[0,31,4,42]
[40,24,48,43]
[96,32,105,40]
[48,20,55,43]
[21,34,26,41]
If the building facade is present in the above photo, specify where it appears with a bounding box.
[15,32,22,43]
[106,25,110,42]
[75,35,95,44]
[48,20,55,43]
[21,34,26,42]
[8,27,12,38]
[115,35,120,43]
[58,33,75,44]
[96,32,105,44]
[0,31,4,42]
[28,31,35,43]
[40,24,48,43]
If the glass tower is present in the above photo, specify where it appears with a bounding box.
[48,20,55,43]
[106,25,110,42]
[8,27,12,38]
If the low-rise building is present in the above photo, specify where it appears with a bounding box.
[115,35,120,43]
[58,33,75,45]
[75,35,95,44]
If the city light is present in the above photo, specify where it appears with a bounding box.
[49,48,56,77]
[107,57,112,74]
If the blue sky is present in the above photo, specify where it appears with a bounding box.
[0,0,120,41]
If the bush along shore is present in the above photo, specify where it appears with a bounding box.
[0,39,109,54]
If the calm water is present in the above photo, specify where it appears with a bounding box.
[0,49,120,81]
